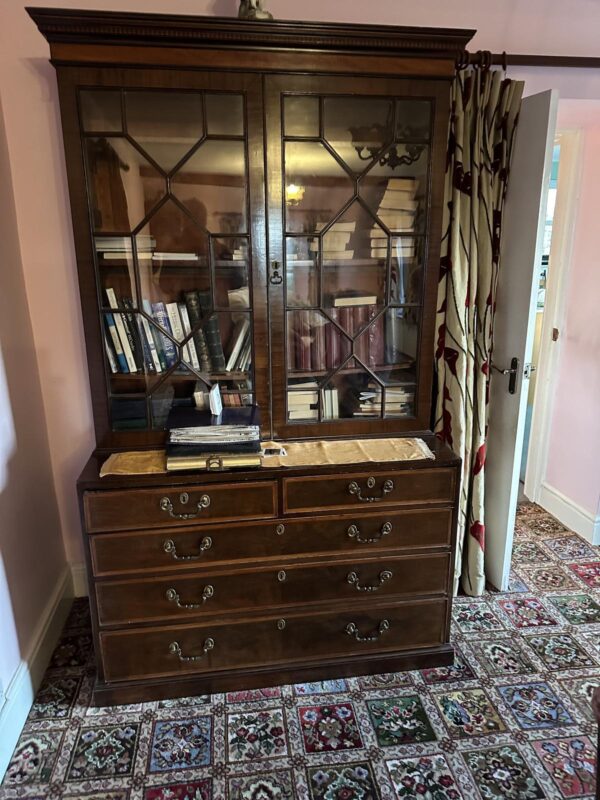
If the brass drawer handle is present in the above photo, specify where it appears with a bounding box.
[345,619,390,642]
[346,569,393,592]
[347,478,394,503]
[166,585,214,609]
[168,638,214,662]
[163,536,212,561]
[347,521,393,543]
[160,493,210,520]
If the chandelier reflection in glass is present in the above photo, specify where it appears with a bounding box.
[349,122,425,169]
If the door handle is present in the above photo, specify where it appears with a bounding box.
[492,357,519,394]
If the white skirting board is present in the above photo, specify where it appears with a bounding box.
[538,481,600,545]
[71,563,88,597]
[0,566,73,781]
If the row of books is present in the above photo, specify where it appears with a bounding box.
[96,237,249,265]
[103,287,252,376]
[289,295,385,372]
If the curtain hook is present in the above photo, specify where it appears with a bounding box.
[455,49,469,71]
[501,50,508,75]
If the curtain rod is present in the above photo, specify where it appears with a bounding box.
[460,50,600,70]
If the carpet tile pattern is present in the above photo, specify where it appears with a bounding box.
[1,503,599,799]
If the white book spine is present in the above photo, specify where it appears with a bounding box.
[105,287,137,372]
[226,319,250,372]
[139,315,162,373]
[178,304,200,370]
[166,303,189,363]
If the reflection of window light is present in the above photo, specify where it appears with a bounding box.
[285,183,305,206]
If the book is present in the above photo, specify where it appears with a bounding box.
[385,177,417,192]
[166,302,190,364]
[122,296,154,373]
[226,318,250,372]
[289,409,318,420]
[197,291,226,372]
[322,251,355,261]
[103,332,118,373]
[311,315,326,371]
[367,315,385,367]
[325,317,341,370]
[150,302,178,367]
[178,303,200,370]
[354,305,369,365]
[105,288,137,372]
[378,195,418,212]
[295,310,313,371]
[333,294,377,308]
[142,299,167,371]
[104,312,128,373]
[377,211,415,230]
[184,290,211,372]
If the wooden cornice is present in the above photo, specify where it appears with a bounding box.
[26,7,475,59]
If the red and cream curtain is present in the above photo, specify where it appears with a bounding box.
[434,67,523,596]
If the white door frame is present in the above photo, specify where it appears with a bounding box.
[524,129,583,502]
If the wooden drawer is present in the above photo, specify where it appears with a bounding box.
[95,551,450,625]
[100,597,447,682]
[84,480,277,533]
[283,468,456,514]
[90,508,453,576]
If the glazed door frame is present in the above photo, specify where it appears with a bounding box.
[265,73,450,440]
[55,66,269,448]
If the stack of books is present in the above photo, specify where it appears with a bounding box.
[315,220,356,261]
[354,383,415,417]
[96,235,155,260]
[165,407,262,471]
[371,177,418,257]
[287,383,339,421]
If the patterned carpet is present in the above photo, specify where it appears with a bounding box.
[1,503,599,799]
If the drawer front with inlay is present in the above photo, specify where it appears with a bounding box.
[84,481,277,533]
[95,551,450,625]
[90,508,453,577]
[283,469,456,514]
[99,597,448,682]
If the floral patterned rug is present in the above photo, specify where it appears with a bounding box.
[1,503,599,799]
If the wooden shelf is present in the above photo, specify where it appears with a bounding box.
[110,370,251,385]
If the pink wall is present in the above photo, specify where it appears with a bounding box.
[1,0,600,564]
[545,106,600,516]
[0,94,66,695]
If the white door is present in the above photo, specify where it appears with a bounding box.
[485,90,558,591]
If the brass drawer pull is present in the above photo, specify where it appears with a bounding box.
[163,536,212,561]
[277,570,287,582]
[166,585,214,609]
[345,619,390,642]
[160,493,210,520]
[168,638,214,662]
[347,478,394,503]
[346,569,393,592]
[347,521,392,543]
[275,523,285,535]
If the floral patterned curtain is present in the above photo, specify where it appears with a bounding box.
[434,67,523,596]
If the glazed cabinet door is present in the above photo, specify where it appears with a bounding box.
[56,68,269,445]
[265,74,449,439]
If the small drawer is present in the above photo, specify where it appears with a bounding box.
[95,552,450,625]
[84,480,277,533]
[99,597,447,682]
[283,468,455,514]
[90,508,453,577]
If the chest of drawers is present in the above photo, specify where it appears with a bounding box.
[79,437,460,705]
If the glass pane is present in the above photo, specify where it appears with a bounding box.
[384,308,420,375]
[286,237,318,307]
[284,141,353,234]
[80,90,122,132]
[396,99,432,141]
[109,396,148,431]
[287,310,350,378]
[320,365,382,420]
[148,363,204,430]
[320,203,387,308]
[172,140,247,234]
[284,95,319,138]
[85,138,163,232]
[213,238,250,309]
[359,144,429,234]
[354,313,386,370]
[205,94,244,136]
[391,236,424,305]
[324,97,393,173]
[186,311,253,376]
[125,91,204,172]
[95,237,136,302]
